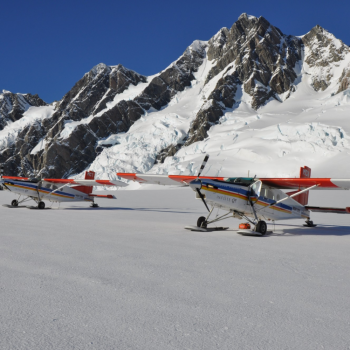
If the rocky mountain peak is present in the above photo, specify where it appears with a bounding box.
[109,64,147,94]
[302,25,350,91]
[89,63,111,78]
[0,91,47,131]
[1,14,350,179]
[185,14,304,146]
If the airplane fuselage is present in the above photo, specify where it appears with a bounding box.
[1,180,93,203]
[195,179,310,222]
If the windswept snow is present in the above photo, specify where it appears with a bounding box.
[0,105,55,150]
[149,44,350,179]
[80,50,216,179]
[78,40,350,182]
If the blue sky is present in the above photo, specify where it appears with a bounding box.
[1,0,349,103]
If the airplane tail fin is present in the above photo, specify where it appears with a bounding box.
[286,166,311,206]
[72,171,95,194]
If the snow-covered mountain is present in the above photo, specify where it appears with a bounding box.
[1,13,350,180]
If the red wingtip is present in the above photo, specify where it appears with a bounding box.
[346,207,350,213]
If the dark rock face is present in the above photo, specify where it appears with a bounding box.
[185,100,227,146]
[135,41,207,111]
[0,91,46,130]
[1,15,349,177]
[337,68,350,93]
[302,25,349,91]
[184,13,303,146]
[155,143,183,164]
[205,14,302,108]
[0,41,208,177]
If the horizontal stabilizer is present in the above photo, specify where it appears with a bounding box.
[89,194,116,199]
[305,206,350,214]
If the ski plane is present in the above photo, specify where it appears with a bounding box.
[117,155,350,235]
[0,166,127,209]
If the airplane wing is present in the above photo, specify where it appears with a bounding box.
[259,178,350,190]
[2,176,29,180]
[2,175,127,187]
[116,173,224,186]
[43,178,128,187]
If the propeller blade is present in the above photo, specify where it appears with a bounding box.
[196,154,209,180]
[196,188,210,212]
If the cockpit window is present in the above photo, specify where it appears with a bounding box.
[224,177,256,186]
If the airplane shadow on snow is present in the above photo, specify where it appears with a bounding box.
[267,223,350,237]
[62,207,197,214]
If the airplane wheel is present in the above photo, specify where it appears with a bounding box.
[38,201,45,209]
[11,200,18,207]
[256,221,267,235]
[197,216,207,228]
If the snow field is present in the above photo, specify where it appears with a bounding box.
[0,188,350,349]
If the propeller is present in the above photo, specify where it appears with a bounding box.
[196,154,209,180]
[193,154,210,212]
[196,188,210,212]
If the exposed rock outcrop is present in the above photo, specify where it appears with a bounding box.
[0,91,46,130]
[1,14,350,178]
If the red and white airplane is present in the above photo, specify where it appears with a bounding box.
[0,166,127,209]
[117,155,350,235]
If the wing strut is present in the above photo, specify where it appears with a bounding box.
[41,183,71,200]
[258,184,319,212]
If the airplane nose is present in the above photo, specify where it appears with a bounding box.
[189,179,202,191]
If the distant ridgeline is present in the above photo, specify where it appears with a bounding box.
[1,13,350,179]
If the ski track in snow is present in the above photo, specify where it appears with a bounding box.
[0,189,349,350]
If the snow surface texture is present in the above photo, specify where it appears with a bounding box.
[0,188,350,350]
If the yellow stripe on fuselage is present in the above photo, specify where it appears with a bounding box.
[203,186,293,214]
[6,183,74,199]
[256,200,292,214]
[203,186,248,200]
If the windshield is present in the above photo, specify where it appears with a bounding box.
[224,177,256,186]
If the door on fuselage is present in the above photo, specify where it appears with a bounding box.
[248,180,262,202]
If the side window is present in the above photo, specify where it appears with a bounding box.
[267,190,275,201]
